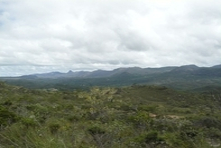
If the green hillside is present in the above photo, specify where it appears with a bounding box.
[1,65,221,92]
[0,81,221,147]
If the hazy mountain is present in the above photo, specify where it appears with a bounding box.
[169,65,199,74]
[31,71,90,78]
[19,66,178,79]
[212,64,221,68]
[33,72,64,78]
[1,64,221,92]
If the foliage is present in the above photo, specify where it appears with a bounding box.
[0,82,221,147]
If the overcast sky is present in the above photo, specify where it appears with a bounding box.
[0,0,221,76]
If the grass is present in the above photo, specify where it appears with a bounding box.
[0,81,221,147]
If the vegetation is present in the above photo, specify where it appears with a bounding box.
[0,81,221,147]
[1,65,221,92]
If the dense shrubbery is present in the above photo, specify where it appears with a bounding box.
[0,105,20,126]
[0,82,221,147]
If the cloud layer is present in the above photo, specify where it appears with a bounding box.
[0,0,221,76]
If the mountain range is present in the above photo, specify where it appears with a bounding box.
[20,66,176,79]
[1,64,221,92]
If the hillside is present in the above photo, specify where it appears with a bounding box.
[16,66,176,79]
[1,64,221,92]
[1,81,221,147]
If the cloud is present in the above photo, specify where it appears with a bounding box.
[0,0,221,76]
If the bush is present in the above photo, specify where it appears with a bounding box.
[193,116,221,129]
[134,131,165,147]
[21,118,38,128]
[0,106,19,126]
[88,126,105,135]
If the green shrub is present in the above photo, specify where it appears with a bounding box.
[1,100,13,106]
[134,131,165,147]
[21,117,38,128]
[0,105,19,126]
[49,123,60,134]
[88,126,105,135]
[193,116,221,129]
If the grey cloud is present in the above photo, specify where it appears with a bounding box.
[0,0,221,76]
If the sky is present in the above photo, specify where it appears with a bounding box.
[0,0,221,76]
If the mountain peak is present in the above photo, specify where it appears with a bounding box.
[180,64,198,68]
[171,64,199,73]
[67,70,73,73]
[212,64,221,68]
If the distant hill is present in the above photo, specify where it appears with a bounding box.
[170,65,199,74]
[212,64,221,68]
[1,64,221,92]
[18,66,177,79]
